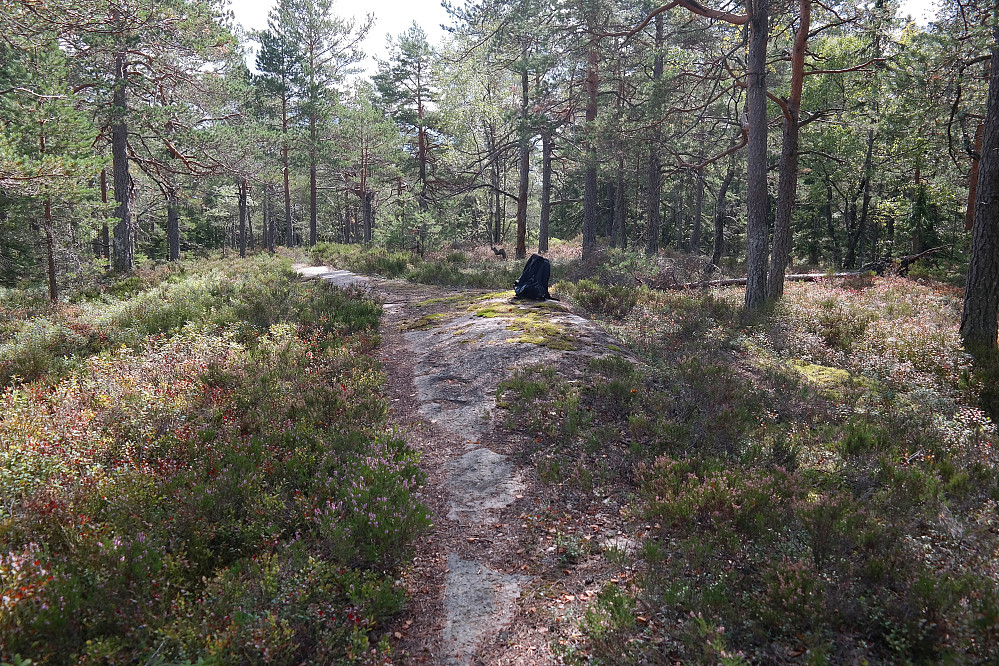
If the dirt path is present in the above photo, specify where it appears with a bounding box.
[295,265,628,664]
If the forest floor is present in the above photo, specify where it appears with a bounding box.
[295,264,637,665]
[296,250,999,665]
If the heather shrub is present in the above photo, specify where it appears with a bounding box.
[312,242,411,277]
[0,260,428,663]
[312,241,522,290]
[562,279,639,319]
[0,317,88,384]
[499,271,999,663]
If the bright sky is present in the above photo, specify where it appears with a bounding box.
[898,0,937,24]
[228,0,452,74]
[228,0,938,75]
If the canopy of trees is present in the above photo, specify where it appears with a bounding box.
[2,0,998,346]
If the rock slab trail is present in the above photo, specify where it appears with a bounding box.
[295,264,625,664]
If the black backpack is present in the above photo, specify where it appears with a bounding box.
[513,254,551,300]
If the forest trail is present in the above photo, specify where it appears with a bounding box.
[294,264,627,664]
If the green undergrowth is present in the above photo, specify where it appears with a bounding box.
[499,277,999,663]
[0,256,429,663]
[312,242,522,289]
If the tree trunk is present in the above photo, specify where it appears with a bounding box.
[540,130,552,253]
[282,94,293,247]
[111,49,133,273]
[766,0,809,300]
[266,186,276,253]
[490,124,502,243]
[645,14,664,256]
[855,129,876,264]
[238,178,248,258]
[845,129,875,268]
[43,199,57,302]
[614,156,626,249]
[362,190,374,243]
[826,178,841,267]
[688,169,705,253]
[100,168,110,262]
[711,164,734,266]
[672,180,684,248]
[248,208,255,250]
[744,0,771,310]
[310,162,318,246]
[516,59,530,260]
[582,37,599,259]
[343,194,351,243]
[961,22,999,351]
[417,63,429,211]
[167,189,180,262]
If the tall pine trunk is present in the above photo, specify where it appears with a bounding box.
[310,162,318,246]
[767,0,809,300]
[645,14,664,256]
[43,199,57,302]
[100,168,110,263]
[362,191,374,243]
[614,156,626,249]
[582,37,599,259]
[167,188,180,262]
[688,169,705,253]
[961,19,999,351]
[238,178,248,258]
[111,49,133,273]
[540,130,552,253]
[711,164,734,266]
[282,95,293,247]
[744,0,771,310]
[516,58,530,259]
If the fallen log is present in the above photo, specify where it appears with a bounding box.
[670,273,855,290]
[896,245,948,276]
[672,246,951,290]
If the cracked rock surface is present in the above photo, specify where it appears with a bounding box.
[294,264,629,664]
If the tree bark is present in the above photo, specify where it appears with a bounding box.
[825,178,841,266]
[582,36,599,258]
[605,182,615,240]
[961,22,999,351]
[845,129,875,268]
[238,178,248,258]
[309,163,318,246]
[111,49,133,273]
[417,61,429,211]
[43,199,57,302]
[688,169,705,252]
[855,129,876,264]
[766,0,809,300]
[362,190,374,243]
[99,168,110,262]
[711,164,734,265]
[167,188,180,262]
[540,130,552,253]
[282,94,293,247]
[516,57,530,259]
[266,186,275,253]
[343,194,351,243]
[614,156,626,249]
[744,0,771,309]
[645,14,664,256]
[489,123,502,243]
